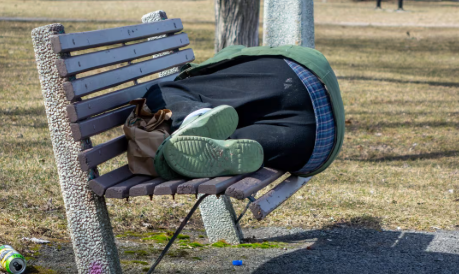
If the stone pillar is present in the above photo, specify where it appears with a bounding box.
[31,24,122,274]
[263,0,315,48]
[142,11,243,245]
[198,194,243,244]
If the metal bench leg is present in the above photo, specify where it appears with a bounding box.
[198,194,243,244]
[32,25,122,274]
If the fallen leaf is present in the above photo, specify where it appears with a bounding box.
[22,237,50,244]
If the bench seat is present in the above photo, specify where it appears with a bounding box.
[89,165,308,221]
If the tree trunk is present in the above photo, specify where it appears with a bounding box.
[214,0,260,53]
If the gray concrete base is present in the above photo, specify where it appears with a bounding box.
[31,24,122,274]
[263,0,315,48]
[198,194,243,244]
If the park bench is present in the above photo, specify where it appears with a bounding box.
[32,10,311,273]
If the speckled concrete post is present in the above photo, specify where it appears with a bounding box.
[31,24,122,274]
[142,11,243,244]
[142,10,179,77]
[263,0,315,48]
[198,194,243,244]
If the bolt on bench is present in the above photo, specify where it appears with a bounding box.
[32,10,311,273]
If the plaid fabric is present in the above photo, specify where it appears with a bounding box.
[284,59,336,174]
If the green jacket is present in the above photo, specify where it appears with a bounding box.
[176,45,345,177]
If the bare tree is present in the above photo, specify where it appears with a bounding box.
[214,0,260,53]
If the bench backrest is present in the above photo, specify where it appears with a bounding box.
[50,19,194,173]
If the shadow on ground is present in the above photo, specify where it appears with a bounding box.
[250,218,459,274]
[346,150,459,162]
[337,75,459,88]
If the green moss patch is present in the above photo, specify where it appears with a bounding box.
[124,249,150,257]
[116,230,191,244]
[30,244,41,251]
[26,266,58,274]
[188,241,205,248]
[211,240,231,248]
[168,250,189,258]
[178,240,205,248]
[141,232,190,244]
[210,240,285,249]
[132,260,149,265]
[236,242,282,249]
[177,234,190,239]
[141,233,170,243]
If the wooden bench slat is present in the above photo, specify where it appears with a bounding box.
[50,19,183,53]
[78,135,128,171]
[154,179,187,195]
[249,176,312,220]
[64,49,194,101]
[129,178,166,197]
[70,106,134,141]
[225,168,284,200]
[177,178,211,195]
[105,175,153,199]
[198,174,249,195]
[88,165,133,196]
[56,33,189,77]
[66,73,177,122]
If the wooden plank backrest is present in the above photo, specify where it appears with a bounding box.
[50,19,183,53]
[70,106,134,141]
[66,73,178,122]
[56,33,189,77]
[78,135,128,171]
[50,19,194,172]
[63,49,193,101]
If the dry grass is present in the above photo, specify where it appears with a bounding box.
[0,0,216,22]
[0,1,458,254]
[2,0,459,27]
[315,0,459,26]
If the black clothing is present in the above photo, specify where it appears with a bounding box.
[144,57,316,171]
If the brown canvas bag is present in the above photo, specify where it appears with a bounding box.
[123,98,172,176]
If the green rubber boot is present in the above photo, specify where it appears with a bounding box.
[163,136,264,178]
[154,105,239,180]
[154,136,182,180]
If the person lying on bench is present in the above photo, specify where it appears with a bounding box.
[144,45,345,180]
